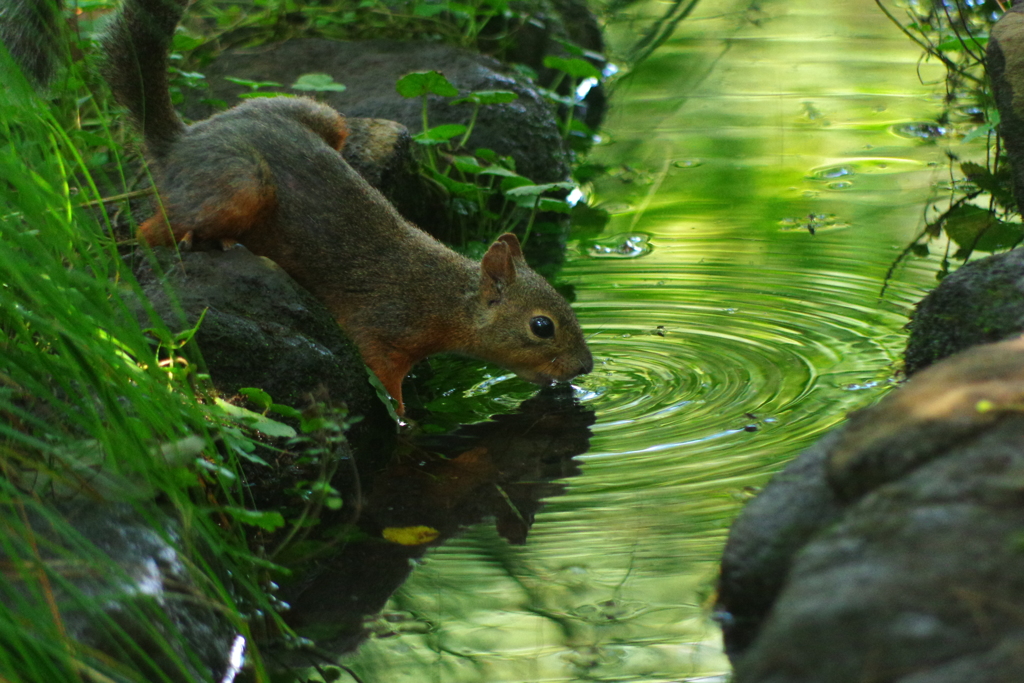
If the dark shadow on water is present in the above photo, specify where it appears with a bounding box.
[279,384,595,659]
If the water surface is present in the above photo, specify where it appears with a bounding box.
[338,0,969,679]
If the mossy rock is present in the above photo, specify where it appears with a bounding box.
[905,249,1024,375]
[127,247,393,449]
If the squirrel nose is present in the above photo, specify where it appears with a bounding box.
[578,350,594,375]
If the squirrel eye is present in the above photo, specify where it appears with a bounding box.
[530,315,555,339]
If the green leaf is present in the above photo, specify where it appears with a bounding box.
[942,205,990,247]
[500,175,533,193]
[536,197,571,213]
[222,425,269,466]
[446,2,476,17]
[239,387,272,411]
[224,76,283,91]
[570,201,610,238]
[396,70,460,98]
[961,123,992,145]
[505,182,574,210]
[270,403,303,420]
[300,416,328,433]
[413,2,448,16]
[943,204,1024,253]
[238,92,293,100]
[452,155,486,174]
[536,87,575,107]
[426,167,481,198]
[366,369,401,423]
[194,458,237,481]
[171,34,205,52]
[478,165,521,178]
[934,35,987,52]
[960,161,1016,207]
[553,38,585,57]
[214,398,297,438]
[292,73,347,92]
[504,181,575,197]
[474,148,499,164]
[413,123,468,145]
[223,506,286,531]
[542,56,601,80]
[974,220,1024,253]
[451,90,519,106]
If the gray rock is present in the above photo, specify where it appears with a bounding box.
[720,336,1024,682]
[905,248,1024,375]
[731,416,1024,683]
[830,335,1024,500]
[989,4,1024,215]
[717,430,844,655]
[128,246,390,435]
[186,39,570,187]
[3,503,237,682]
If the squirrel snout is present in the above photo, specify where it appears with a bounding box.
[555,345,592,382]
[540,346,593,384]
[577,347,594,376]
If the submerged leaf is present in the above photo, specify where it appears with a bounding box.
[383,526,440,546]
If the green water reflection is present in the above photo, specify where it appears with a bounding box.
[340,0,971,680]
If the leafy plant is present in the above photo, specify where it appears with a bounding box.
[0,0,609,674]
[0,40,299,680]
[542,49,603,144]
[877,0,1022,283]
[0,19,373,679]
[395,69,578,249]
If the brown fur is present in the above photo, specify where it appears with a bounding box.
[103,0,592,414]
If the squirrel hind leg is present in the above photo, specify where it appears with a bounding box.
[137,214,195,250]
[138,158,278,248]
[194,164,278,242]
[138,212,179,247]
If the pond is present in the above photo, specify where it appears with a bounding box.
[331,0,973,679]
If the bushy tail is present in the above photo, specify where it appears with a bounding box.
[101,0,188,159]
[0,0,67,87]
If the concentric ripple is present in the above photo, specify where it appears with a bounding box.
[338,1,972,681]
[561,241,923,488]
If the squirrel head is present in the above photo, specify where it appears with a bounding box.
[471,233,593,387]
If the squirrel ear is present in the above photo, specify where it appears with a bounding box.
[495,233,524,260]
[480,238,517,302]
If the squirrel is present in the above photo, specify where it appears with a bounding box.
[98,0,593,415]
[1,0,67,87]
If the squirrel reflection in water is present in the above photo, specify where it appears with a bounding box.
[282,385,595,656]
